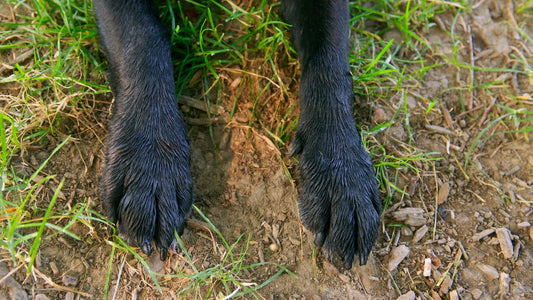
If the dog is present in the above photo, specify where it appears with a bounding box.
[93,0,381,270]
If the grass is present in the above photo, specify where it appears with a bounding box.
[103,206,293,299]
[1,0,533,298]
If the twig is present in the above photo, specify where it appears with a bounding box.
[425,124,457,136]
[477,96,498,127]
[455,106,483,119]
[178,95,224,115]
[429,0,465,8]
[0,264,23,285]
[185,116,226,126]
[468,25,475,109]
[472,0,488,9]
[112,257,126,300]
[33,267,92,297]
[0,49,34,74]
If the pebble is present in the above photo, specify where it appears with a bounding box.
[396,291,416,300]
[517,222,530,228]
[495,228,514,259]
[372,107,387,123]
[412,225,428,244]
[498,272,510,296]
[471,288,483,299]
[477,264,499,280]
[388,245,410,271]
[527,156,533,167]
[338,273,350,283]
[49,261,59,275]
[62,274,78,287]
[423,258,432,277]
[404,95,417,108]
[269,243,279,252]
[35,295,50,300]
[439,275,453,294]
[430,290,440,300]
[471,228,495,242]
[401,226,413,236]
[449,290,459,300]
[65,292,74,300]
[391,208,426,227]
[70,258,85,274]
[529,226,533,241]
[438,182,450,204]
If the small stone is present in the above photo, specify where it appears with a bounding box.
[404,95,417,108]
[498,272,510,296]
[423,258,432,277]
[449,290,459,300]
[433,269,442,282]
[269,243,279,252]
[412,225,428,244]
[477,264,499,280]
[439,275,453,294]
[391,208,426,227]
[396,291,416,300]
[338,273,350,283]
[529,226,533,241]
[70,258,85,274]
[471,288,483,299]
[495,228,514,259]
[62,274,78,287]
[430,290,441,300]
[517,222,530,228]
[229,76,242,90]
[35,295,50,300]
[488,237,500,245]
[65,292,74,300]
[438,182,450,204]
[388,245,410,271]
[372,107,387,123]
[401,226,413,236]
[527,156,533,167]
[472,228,495,242]
[49,261,59,275]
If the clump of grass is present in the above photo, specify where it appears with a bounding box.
[1,0,107,274]
[1,0,108,141]
[0,111,82,270]
[348,0,533,209]
[104,205,293,299]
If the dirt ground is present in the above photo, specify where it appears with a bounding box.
[2,0,533,299]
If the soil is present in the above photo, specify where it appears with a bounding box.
[2,0,533,299]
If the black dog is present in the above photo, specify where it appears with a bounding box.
[93,0,381,270]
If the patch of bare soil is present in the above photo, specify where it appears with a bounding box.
[3,0,533,299]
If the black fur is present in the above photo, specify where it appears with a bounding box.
[94,0,381,268]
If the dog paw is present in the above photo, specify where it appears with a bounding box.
[101,114,192,260]
[291,125,381,269]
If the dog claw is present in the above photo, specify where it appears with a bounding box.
[160,248,168,261]
[142,240,152,256]
[314,232,325,247]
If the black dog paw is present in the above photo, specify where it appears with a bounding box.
[291,124,382,269]
[101,112,192,260]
